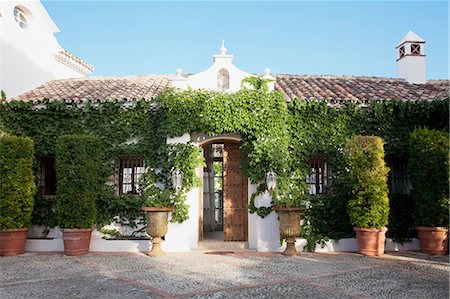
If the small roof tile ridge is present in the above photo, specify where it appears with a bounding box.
[275,74,449,85]
[54,74,175,81]
[274,74,407,82]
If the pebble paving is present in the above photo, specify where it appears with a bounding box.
[0,251,448,298]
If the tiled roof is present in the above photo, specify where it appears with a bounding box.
[13,74,448,104]
[14,75,173,103]
[275,75,449,103]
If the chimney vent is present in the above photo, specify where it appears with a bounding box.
[396,31,426,84]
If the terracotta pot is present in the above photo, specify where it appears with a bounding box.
[0,228,28,256]
[416,226,448,255]
[62,228,92,256]
[142,207,173,257]
[274,207,303,256]
[354,227,388,256]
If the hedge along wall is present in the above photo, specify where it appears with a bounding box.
[56,134,102,229]
[288,99,449,248]
[409,129,449,227]
[0,100,163,231]
[0,135,35,229]
[0,95,449,244]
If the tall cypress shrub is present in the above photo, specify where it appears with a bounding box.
[56,135,101,228]
[0,135,35,229]
[409,129,449,227]
[345,136,390,228]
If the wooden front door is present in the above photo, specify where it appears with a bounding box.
[223,141,248,241]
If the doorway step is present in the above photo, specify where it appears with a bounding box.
[197,240,250,251]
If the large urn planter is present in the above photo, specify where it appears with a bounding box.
[274,207,303,256]
[354,227,387,256]
[416,226,448,255]
[142,207,173,257]
[62,228,92,256]
[0,228,29,256]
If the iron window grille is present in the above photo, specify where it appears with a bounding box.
[38,156,57,196]
[119,156,145,195]
[306,155,331,195]
[386,157,411,195]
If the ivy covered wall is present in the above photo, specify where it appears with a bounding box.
[0,87,448,247]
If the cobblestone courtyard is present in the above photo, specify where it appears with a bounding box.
[1,251,448,298]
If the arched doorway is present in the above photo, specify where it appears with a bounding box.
[200,140,248,242]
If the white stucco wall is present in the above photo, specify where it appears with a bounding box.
[0,0,91,98]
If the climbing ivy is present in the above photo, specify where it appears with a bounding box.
[0,81,448,248]
[157,79,296,214]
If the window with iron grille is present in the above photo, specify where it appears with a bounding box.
[386,157,411,194]
[306,155,331,195]
[119,156,145,195]
[38,156,57,196]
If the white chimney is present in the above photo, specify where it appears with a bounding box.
[396,31,426,84]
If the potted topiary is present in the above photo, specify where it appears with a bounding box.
[345,136,390,256]
[56,134,102,256]
[409,129,449,255]
[271,172,306,256]
[0,135,35,256]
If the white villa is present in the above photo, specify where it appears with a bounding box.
[4,1,448,254]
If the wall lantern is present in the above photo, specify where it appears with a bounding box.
[171,169,183,193]
[266,170,277,193]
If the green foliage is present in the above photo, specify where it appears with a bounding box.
[345,136,390,228]
[409,129,449,227]
[31,191,57,236]
[142,143,204,223]
[0,100,162,229]
[0,135,35,229]
[99,228,121,239]
[0,86,448,246]
[272,172,307,208]
[158,83,293,215]
[300,193,354,252]
[95,186,146,229]
[241,76,273,93]
[56,134,101,229]
[0,90,6,104]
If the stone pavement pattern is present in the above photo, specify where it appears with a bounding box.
[0,251,448,298]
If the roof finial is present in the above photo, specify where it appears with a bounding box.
[220,40,227,55]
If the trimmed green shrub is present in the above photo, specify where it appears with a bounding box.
[409,129,449,227]
[0,135,35,229]
[345,136,390,228]
[56,134,101,228]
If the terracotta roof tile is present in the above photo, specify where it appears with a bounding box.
[14,75,173,103]
[13,74,448,104]
[275,74,449,102]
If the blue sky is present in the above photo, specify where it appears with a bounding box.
[43,1,448,79]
